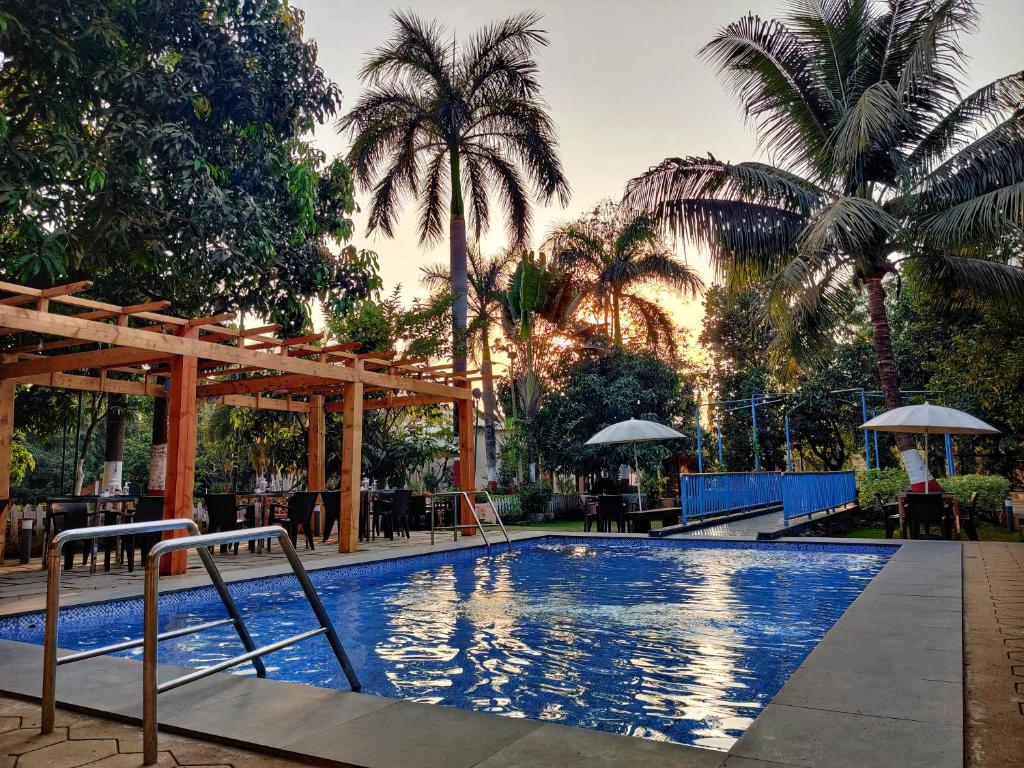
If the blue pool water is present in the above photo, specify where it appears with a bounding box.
[0,538,892,749]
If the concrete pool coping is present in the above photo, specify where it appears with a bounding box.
[0,534,963,768]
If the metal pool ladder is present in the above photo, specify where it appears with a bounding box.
[428,490,512,548]
[40,520,360,765]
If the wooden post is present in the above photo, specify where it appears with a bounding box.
[161,326,199,575]
[339,362,363,553]
[307,394,325,490]
[458,395,476,534]
[307,393,326,536]
[0,379,14,565]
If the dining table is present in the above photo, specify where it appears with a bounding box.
[42,494,141,572]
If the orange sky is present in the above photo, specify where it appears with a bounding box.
[298,0,1020,351]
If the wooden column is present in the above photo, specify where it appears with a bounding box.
[339,362,363,553]
[0,379,14,565]
[307,394,325,491]
[161,326,199,575]
[458,395,476,534]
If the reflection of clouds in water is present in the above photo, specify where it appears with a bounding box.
[14,541,888,751]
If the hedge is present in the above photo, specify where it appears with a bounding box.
[857,469,1010,517]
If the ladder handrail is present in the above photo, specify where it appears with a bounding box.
[40,521,360,766]
[427,490,511,548]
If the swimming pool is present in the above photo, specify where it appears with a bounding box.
[0,537,893,749]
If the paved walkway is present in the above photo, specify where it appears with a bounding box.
[681,509,784,538]
[0,694,309,767]
[963,541,1024,768]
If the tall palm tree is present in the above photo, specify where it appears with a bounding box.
[422,248,516,490]
[625,0,1024,477]
[339,11,570,403]
[545,201,703,353]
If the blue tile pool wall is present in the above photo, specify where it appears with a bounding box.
[0,537,895,750]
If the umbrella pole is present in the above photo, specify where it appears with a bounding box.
[924,430,930,493]
[633,442,643,512]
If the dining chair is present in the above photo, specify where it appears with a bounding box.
[903,493,952,540]
[376,490,412,540]
[597,495,625,533]
[270,492,319,550]
[124,495,165,571]
[201,494,251,554]
[45,499,92,570]
[319,490,341,543]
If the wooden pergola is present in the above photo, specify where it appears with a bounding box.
[0,280,477,573]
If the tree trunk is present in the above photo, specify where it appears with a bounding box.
[611,290,622,347]
[481,331,499,491]
[74,394,107,494]
[102,393,127,491]
[148,381,169,494]
[864,275,935,488]
[450,150,468,439]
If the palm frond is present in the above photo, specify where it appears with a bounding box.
[906,70,1024,174]
[417,151,448,245]
[701,14,838,178]
[464,145,531,246]
[905,250,1024,309]
[361,10,454,92]
[829,82,909,168]
[624,156,829,219]
[630,253,705,297]
[895,0,976,101]
[914,181,1024,249]
[619,293,679,357]
[798,196,899,262]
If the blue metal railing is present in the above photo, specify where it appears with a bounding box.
[781,471,857,524]
[680,472,782,524]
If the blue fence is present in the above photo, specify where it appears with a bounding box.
[781,471,857,524]
[680,472,782,524]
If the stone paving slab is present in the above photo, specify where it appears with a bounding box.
[963,541,1024,768]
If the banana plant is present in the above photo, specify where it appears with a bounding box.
[502,252,583,481]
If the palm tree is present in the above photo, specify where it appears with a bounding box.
[422,248,516,490]
[545,201,703,353]
[625,0,1024,473]
[339,11,570,399]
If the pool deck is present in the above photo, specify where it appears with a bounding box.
[0,532,982,768]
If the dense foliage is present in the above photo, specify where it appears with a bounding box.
[0,0,376,329]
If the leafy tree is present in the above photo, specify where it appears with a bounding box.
[422,248,516,490]
[0,0,375,331]
[545,200,703,353]
[535,350,695,481]
[625,0,1024,471]
[339,11,570,386]
[325,285,452,360]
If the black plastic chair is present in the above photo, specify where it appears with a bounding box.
[124,495,165,572]
[903,493,952,540]
[960,491,980,541]
[597,495,625,533]
[376,490,412,540]
[45,500,92,570]
[270,492,318,550]
[202,494,251,554]
[431,494,458,540]
[320,490,340,543]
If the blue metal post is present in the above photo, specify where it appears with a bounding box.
[873,428,880,468]
[696,406,704,474]
[751,394,760,471]
[785,412,793,471]
[944,433,955,476]
[716,414,724,468]
[859,389,871,469]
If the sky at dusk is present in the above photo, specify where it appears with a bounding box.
[299,0,1021,343]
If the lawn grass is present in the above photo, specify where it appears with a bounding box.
[517,519,586,532]
[843,519,1024,543]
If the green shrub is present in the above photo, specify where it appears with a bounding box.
[857,468,909,508]
[858,468,1010,517]
[519,482,552,518]
[943,475,1011,517]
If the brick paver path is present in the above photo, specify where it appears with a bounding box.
[0,695,311,767]
[963,541,1024,768]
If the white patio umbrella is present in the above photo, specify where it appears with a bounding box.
[860,403,999,492]
[585,418,685,510]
